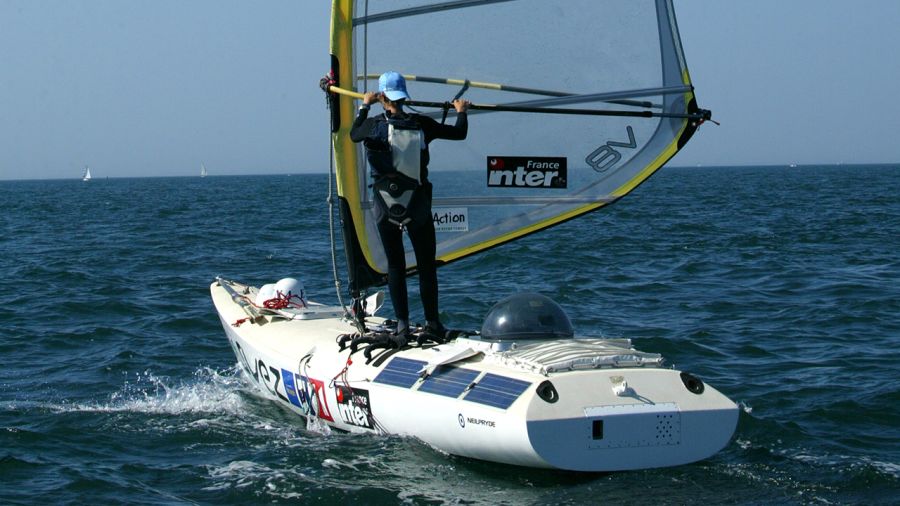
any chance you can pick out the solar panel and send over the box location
[463,373,531,409]
[418,366,481,398]
[373,357,427,388]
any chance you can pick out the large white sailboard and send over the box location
[210,0,736,472]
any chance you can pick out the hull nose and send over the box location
[524,369,739,471]
[527,404,739,471]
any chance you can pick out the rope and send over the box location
[329,356,353,389]
[262,292,307,310]
[325,84,352,321]
[298,353,315,416]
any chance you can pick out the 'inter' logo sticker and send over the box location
[487,156,567,188]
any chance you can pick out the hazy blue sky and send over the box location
[2,1,898,180]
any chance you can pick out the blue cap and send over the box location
[378,71,410,101]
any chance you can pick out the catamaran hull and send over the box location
[212,280,738,472]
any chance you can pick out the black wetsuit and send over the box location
[350,107,468,324]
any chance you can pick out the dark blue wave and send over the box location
[1,165,898,504]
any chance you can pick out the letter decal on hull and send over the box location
[228,341,332,421]
[256,359,289,403]
[231,340,257,381]
[281,369,305,410]
[336,387,374,430]
[270,364,288,403]
[309,378,334,422]
[296,375,316,416]
[457,412,496,429]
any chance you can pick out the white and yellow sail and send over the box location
[329,0,706,293]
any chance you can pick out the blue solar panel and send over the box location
[373,357,427,388]
[418,366,481,398]
[463,373,531,409]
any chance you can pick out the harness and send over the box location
[373,175,420,227]
[388,122,424,184]
[365,114,428,227]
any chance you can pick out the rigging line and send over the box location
[326,109,352,322]
[352,0,515,26]
[451,80,471,101]
[440,79,469,124]
[358,73,657,109]
[327,85,706,120]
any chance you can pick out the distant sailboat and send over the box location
[200,163,208,178]
[82,166,92,182]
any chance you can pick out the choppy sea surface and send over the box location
[1,164,898,505]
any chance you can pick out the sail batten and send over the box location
[330,0,705,293]
[329,83,696,119]
[353,0,516,26]
[432,196,618,206]
[356,75,690,106]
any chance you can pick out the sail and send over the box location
[329,0,707,294]
[82,166,92,181]
[200,163,208,177]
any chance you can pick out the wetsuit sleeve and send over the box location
[420,113,468,143]
[350,108,373,143]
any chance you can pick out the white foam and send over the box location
[788,451,900,479]
[734,437,900,482]
[305,414,333,435]
[204,459,312,499]
[42,366,248,416]
[322,458,358,471]
[868,459,900,478]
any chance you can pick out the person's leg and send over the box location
[408,219,439,325]
[377,219,409,332]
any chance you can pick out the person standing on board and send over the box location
[350,71,470,343]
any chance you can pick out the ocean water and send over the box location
[1,165,898,505]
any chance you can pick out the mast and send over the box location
[329,0,385,322]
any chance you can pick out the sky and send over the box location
[1,0,899,181]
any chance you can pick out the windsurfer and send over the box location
[350,71,470,343]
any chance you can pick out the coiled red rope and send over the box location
[231,291,308,326]
[262,292,307,310]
